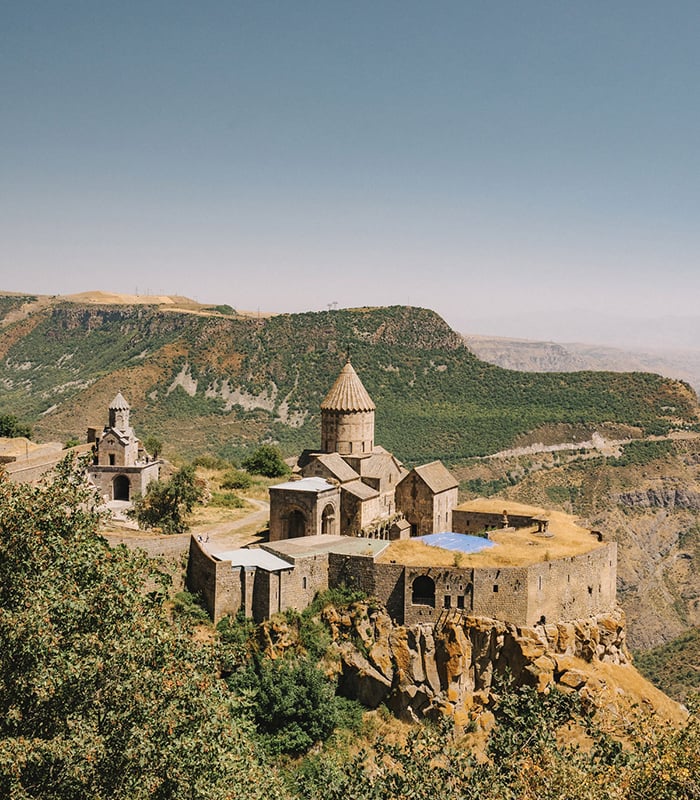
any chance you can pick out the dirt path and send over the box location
[103,498,270,559]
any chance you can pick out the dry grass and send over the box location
[378,509,602,568]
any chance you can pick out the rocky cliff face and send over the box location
[262,602,629,725]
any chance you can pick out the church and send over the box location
[268,360,458,542]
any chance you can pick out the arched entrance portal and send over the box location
[321,504,336,536]
[287,509,306,538]
[412,575,435,607]
[113,475,130,501]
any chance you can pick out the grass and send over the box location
[378,508,602,568]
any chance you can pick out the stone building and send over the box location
[268,360,457,541]
[86,393,160,501]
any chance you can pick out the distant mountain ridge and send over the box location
[0,292,697,464]
[464,333,700,394]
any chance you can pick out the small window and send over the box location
[588,586,593,595]
[302,577,307,590]
[493,585,499,593]
[538,576,542,591]
[444,595,451,609]
[457,596,464,609]
[109,454,115,465]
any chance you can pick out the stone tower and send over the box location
[108,392,132,434]
[320,361,375,455]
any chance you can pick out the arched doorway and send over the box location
[113,475,130,501]
[287,509,306,538]
[412,575,435,607]
[321,504,336,536]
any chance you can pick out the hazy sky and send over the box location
[2,2,699,347]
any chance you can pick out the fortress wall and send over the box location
[526,543,617,625]
[186,537,242,622]
[279,553,330,612]
[369,562,405,623]
[403,566,475,626]
[472,567,530,623]
[329,552,377,598]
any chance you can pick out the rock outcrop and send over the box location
[321,602,629,723]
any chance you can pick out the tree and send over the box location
[0,412,31,439]
[130,464,203,534]
[142,435,163,459]
[0,455,284,799]
[242,445,290,478]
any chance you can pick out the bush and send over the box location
[0,413,31,439]
[221,469,253,490]
[242,445,290,478]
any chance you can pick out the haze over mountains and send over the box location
[465,333,700,395]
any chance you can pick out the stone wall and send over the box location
[452,509,536,534]
[321,409,374,455]
[269,484,340,541]
[526,543,617,625]
[278,553,330,612]
[186,536,243,622]
[472,566,530,622]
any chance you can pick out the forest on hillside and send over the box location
[0,303,696,464]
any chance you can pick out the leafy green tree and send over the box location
[0,413,31,439]
[142,434,163,458]
[230,655,338,755]
[242,445,290,478]
[130,464,202,534]
[0,455,284,800]
[221,468,253,490]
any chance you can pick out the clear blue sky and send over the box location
[2,2,699,347]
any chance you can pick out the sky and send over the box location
[2,2,699,349]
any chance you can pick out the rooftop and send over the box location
[378,509,604,568]
[321,361,375,412]
[209,547,293,572]
[264,534,389,561]
[270,477,337,493]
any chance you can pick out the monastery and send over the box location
[188,362,618,628]
[86,393,160,502]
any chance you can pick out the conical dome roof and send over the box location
[108,392,130,410]
[321,362,375,412]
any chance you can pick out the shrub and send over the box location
[242,445,290,478]
[221,469,253,490]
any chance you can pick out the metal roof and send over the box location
[210,548,293,572]
[270,477,337,493]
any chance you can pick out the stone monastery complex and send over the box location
[188,361,618,629]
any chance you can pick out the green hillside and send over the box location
[635,627,700,702]
[0,301,696,463]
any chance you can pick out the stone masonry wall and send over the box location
[186,536,242,622]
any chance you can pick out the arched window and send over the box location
[113,475,130,501]
[321,504,336,536]
[412,575,435,607]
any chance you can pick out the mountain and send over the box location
[452,434,700,650]
[0,292,697,465]
[464,333,700,394]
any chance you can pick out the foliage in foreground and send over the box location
[0,456,282,800]
[294,686,700,800]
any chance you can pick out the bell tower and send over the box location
[320,361,375,455]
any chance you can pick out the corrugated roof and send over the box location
[270,477,337,493]
[321,361,375,412]
[108,392,130,410]
[411,461,458,493]
[210,548,293,572]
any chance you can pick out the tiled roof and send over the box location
[412,461,458,493]
[342,479,380,500]
[313,453,361,482]
[321,362,375,412]
[108,392,130,410]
